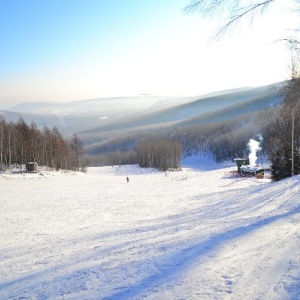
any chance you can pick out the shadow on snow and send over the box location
[107,205,300,300]
[1,203,299,299]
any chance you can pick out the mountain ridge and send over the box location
[1,82,284,147]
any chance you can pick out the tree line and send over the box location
[85,113,257,169]
[263,78,300,180]
[86,139,183,171]
[135,140,182,171]
[0,117,85,172]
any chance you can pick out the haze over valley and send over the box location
[0,82,282,154]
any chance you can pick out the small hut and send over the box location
[26,162,38,173]
[234,158,249,173]
[240,165,264,177]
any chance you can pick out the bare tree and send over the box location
[15,117,30,168]
[0,118,4,167]
[0,118,87,172]
[70,133,84,171]
[136,140,182,171]
[185,0,282,38]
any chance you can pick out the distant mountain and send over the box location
[4,95,167,135]
[175,85,282,128]
[0,110,62,131]
[10,95,166,115]
[80,83,282,137]
[1,82,283,145]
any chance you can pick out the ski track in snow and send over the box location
[0,164,299,299]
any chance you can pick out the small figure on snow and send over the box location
[126,176,130,183]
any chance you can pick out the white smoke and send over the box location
[248,136,262,166]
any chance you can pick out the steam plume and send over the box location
[248,137,262,166]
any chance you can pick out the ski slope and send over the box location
[0,162,299,299]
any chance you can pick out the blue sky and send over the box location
[0,0,298,108]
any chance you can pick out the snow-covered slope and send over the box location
[0,163,299,299]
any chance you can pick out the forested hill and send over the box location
[80,82,282,156]
[80,83,281,137]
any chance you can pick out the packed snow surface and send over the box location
[0,162,299,299]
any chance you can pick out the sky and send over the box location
[0,0,299,109]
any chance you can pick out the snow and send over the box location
[0,161,299,299]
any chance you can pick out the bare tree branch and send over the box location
[185,0,276,38]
